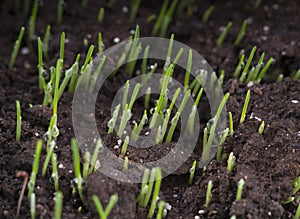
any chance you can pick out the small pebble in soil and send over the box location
[194,216,200,219]
[263,26,270,33]
[21,47,30,55]
[198,210,205,214]
[122,6,128,13]
[291,100,299,104]
[113,37,120,44]
[65,38,70,44]
[58,163,65,169]
[129,28,135,35]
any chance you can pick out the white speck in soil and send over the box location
[263,26,270,33]
[198,210,205,214]
[65,38,70,44]
[291,100,299,104]
[145,131,149,136]
[114,145,119,149]
[194,216,200,219]
[113,37,120,44]
[21,47,30,55]
[122,6,128,13]
[58,163,65,169]
[118,139,122,145]
[34,132,39,137]
[129,28,135,35]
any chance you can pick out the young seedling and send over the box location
[121,136,129,156]
[43,25,51,60]
[229,112,234,136]
[92,194,118,219]
[88,138,102,175]
[57,0,64,24]
[55,191,63,219]
[117,104,132,137]
[147,167,162,218]
[156,200,166,219]
[125,25,141,75]
[152,0,169,36]
[186,88,203,136]
[30,193,36,219]
[245,52,265,83]
[42,140,55,176]
[216,21,232,47]
[16,171,29,218]
[202,92,230,164]
[227,152,236,172]
[123,156,128,171]
[98,32,105,54]
[51,153,59,192]
[295,202,300,219]
[15,100,21,142]
[188,160,197,185]
[216,128,229,162]
[37,37,46,91]
[9,26,25,70]
[184,49,193,88]
[239,90,251,124]
[205,180,213,207]
[236,178,245,200]
[239,46,257,82]
[233,54,245,78]
[130,0,142,21]
[28,139,43,199]
[28,0,38,41]
[256,57,274,83]
[202,5,215,23]
[159,0,179,37]
[131,110,148,141]
[108,104,121,134]
[98,7,105,23]
[258,120,265,135]
[68,54,81,93]
[71,138,84,201]
[163,34,174,72]
[234,20,247,46]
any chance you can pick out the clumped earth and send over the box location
[0,0,299,218]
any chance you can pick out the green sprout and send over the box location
[68,54,81,93]
[42,140,55,176]
[121,136,129,156]
[42,25,51,60]
[276,74,284,82]
[202,92,230,163]
[295,202,300,219]
[216,128,229,162]
[58,62,79,100]
[159,0,179,37]
[117,104,132,137]
[141,45,150,76]
[234,20,247,46]
[152,0,169,36]
[239,90,251,124]
[229,112,234,136]
[186,88,203,136]
[51,153,59,192]
[205,180,213,207]
[156,200,166,219]
[15,100,21,142]
[108,104,121,134]
[256,57,274,83]
[227,152,236,172]
[89,55,106,93]
[88,138,102,175]
[98,32,105,54]
[246,52,265,83]
[125,25,141,75]
[130,0,142,21]
[163,34,174,72]
[98,7,105,23]
[144,87,151,109]
[166,89,191,143]
[131,110,148,141]
[236,178,245,200]
[291,69,300,80]
[9,26,25,70]
[52,59,63,114]
[123,156,128,171]
[30,193,35,219]
[258,120,265,135]
[28,139,43,198]
[202,5,215,23]
[92,194,118,219]
[37,37,46,91]
[184,49,193,88]
[240,46,257,82]
[57,0,63,24]
[55,191,63,219]
[137,167,162,218]
[71,138,84,201]
[188,160,197,185]
[83,151,90,180]
[28,0,38,41]
[216,21,232,47]
[233,54,245,78]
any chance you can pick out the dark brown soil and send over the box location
[0,0,299,218]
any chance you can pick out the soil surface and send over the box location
[0,0,299,218]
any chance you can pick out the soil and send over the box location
[0,0,299,218]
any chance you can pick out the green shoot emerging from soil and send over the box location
[216,21,232,47]
[234,19,247,46]
[92,193,118,219]
[30,193,35,219]
[28,139,42,199]
[227,152,236,172]
[98,7,105,23]
[15,100,21,142]
[240,90,251,124]
[28,0,38,41]
[9,26,25,70]
[236,178,245,200]
[205,180,213,207]
[258,120,265,134]
[188,160,197,185]
[71,138,84,201]
[55,191,63,219]
[202,5,215,23]
[229,112,234,136]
